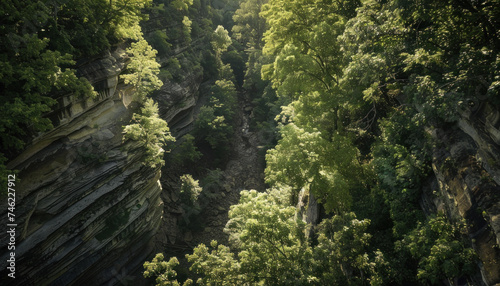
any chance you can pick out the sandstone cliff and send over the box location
[0,46,165,285]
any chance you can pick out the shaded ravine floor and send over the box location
[189,92,267,247]
[152,91,267,268]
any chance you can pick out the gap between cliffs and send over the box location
[153,89,267,260]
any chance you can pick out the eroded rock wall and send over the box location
[422,101,500,285]
[153,69,203,137]
[0,46,164,285]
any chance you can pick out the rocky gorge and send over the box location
[1,39,500,286]
[0,0,499,285]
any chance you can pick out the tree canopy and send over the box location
[146,0,494,284]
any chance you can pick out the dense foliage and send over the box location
[191,25,239,164]
[147,189,383,285]
[123,98,174,168]
[146,0,499,284]
[2,0,493,284]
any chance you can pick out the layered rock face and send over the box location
[153,69,203,137]
[0,47,164,285]
[422,101,500,285]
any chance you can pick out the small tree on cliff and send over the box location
[121,37,174,168]
[123,98,174,168]
[121,39,163,102]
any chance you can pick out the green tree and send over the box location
[259,0,376,215]
[265,122,365,212]
[391,0,498,123]
[169,134,202,166]
[192,78,237,159]
[182,16,193,43]
[224,190,314,285]
[144,253,194,285]
[100,0,152,40]
[123,98,174,168]
[210,79,238,119]
[399,214,476,284]
[144,190,384,285]
[211,25,232,61]
[121,36,171,168]
[148,30,171,56]
[180,174,202,203]
[171,0,194,11]
[313,212,379,286]
[0,35,92,155]
[261,0,360,117]
[121,39,163,102]
[186,241,241,285]
[199,168,225,193]
[178,174,204,230]
[43,0,152,56]
[145,189,315,285]
[193,106,230,151]
[371,107,430,237]
[232,0,268,49]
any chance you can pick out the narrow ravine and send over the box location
[225,92,267,192]
[153,90,267,263]
[184,91,267,247]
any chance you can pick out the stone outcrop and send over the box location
[153,69,203,137]
[0,46,164,285]
[296,189,320,238]
[422,101,500,285]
